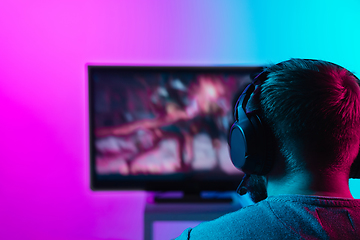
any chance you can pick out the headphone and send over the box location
[229,69,360,179]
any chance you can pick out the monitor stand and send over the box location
[153,191,234,203]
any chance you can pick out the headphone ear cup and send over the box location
[229,112,275,176]
[229,124,247,170]
[229,119,255,172]
[229,82,276,176]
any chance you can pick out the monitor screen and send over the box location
[89,66,262,192]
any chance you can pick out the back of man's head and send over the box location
[260,59,360,175]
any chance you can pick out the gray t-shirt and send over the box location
[175,195,360,240]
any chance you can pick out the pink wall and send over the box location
[1,1,359,239]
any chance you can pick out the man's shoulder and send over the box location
[175,195,360,240]
[181,200,290,239]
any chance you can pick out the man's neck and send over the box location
[266,171,354,199]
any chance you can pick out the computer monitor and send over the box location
[89,66,262,193]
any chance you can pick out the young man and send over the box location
[176,59,360,239]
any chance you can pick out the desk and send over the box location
[144,200,248,240]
